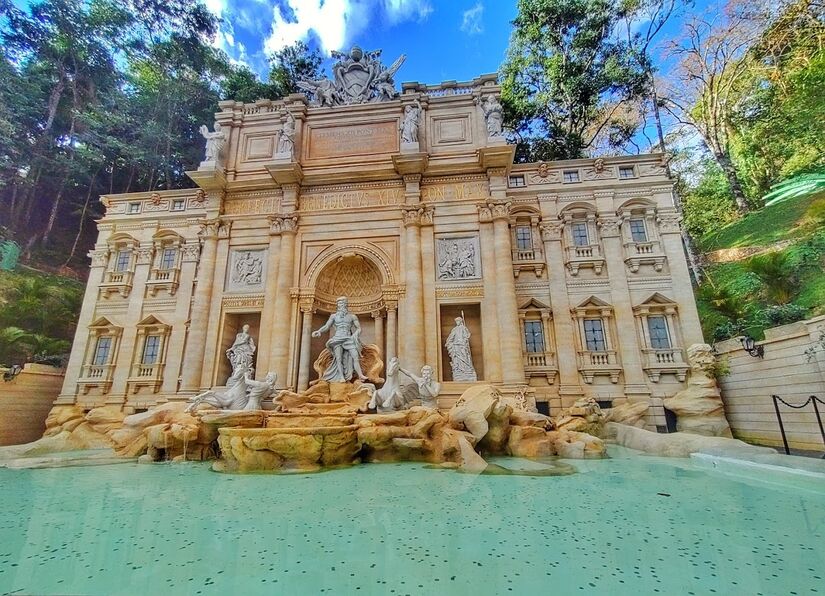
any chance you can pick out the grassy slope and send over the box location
[698,193,825,340]
[699,192,821,251]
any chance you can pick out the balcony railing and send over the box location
[511,246,545,277]
[623,241,666,272]
[146,267,180,296]
[77,363,115,394]
[642,348,688,382]
[100,270,134,297]
[565,244,605,276]
[128,362,165,394]
[523,350,557,383]
[577,350,621,383]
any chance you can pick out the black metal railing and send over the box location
[771,394,825,458]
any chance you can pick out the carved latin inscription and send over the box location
[421,181,488,202]
[307,121,398,159]
[223,196,282,215]
[300,187,404,212]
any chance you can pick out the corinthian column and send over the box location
[372,309,384,358]
[385,301,398,362]
[180,219,220,392]
[269,213,299,387]
[401,206,430,372]
[255,216,283,378]
[540,219,582,401]
[598,210,649,398]
[296,299,315,391]
[487,200,525,383]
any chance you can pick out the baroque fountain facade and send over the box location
[15,46,732,472]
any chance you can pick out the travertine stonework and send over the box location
[56,70,705,430]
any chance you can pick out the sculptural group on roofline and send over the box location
[297,46,406,107]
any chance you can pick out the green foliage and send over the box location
[0,0,320,270]
[500,0,648,160]
[679,160,740,239]
[0,269,83,365]
[744,252,797,305]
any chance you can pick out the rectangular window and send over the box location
[159,248,177,270]
[142,335,161,365]
[93,337,112,366]
[127,202,141,214]
[647,316,671,349]
[523,320,545,353]
[508,175,526,187]
[619,166,636,179]
[563,170,580,183]
[571,222,590,246]
[584,319,606,352]
[114,250,131,272]
[171,199,185,211]
[629,218,648,242]
[515,226,532,250]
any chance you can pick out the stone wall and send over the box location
[0,364,65,446]
[715,316,825,451]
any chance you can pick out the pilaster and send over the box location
[658,211,704,345]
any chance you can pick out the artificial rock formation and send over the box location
[663,344,732,437]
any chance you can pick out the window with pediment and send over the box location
[571,297,621,383]
[78,317,122,395]
[560,206,604,276]
[633,293,688,382]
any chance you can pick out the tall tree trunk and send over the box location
[649,74,703,284]
[713,150,750,215]
[63,166,101,267]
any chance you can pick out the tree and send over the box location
[500,0,649,161]
[268,41,322,97]
[659,1,763,214]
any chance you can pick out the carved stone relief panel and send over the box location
[436,235,481,281]
[226,248,267,293]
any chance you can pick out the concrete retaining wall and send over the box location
[0,363,64,446]
[715,316,825,451]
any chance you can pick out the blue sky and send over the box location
[208,0,519,84]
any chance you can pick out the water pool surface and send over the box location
[1,451,823,595]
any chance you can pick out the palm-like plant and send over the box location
[0,326,28,366]
[744,252,797,305]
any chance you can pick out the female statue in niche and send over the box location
[226,324,256,376]
[445,314,477,381]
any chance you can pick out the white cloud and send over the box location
[263,0,433,55]
[460,1,484,36]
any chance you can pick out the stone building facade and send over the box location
[57,72,704,429]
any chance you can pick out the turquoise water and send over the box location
[1,451,824,595]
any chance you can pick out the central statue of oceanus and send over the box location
[312,296,369,382]
[297,46,406,107]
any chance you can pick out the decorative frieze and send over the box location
[226,249,266,293]
[436,236,481,281]
[539,220,564,241]
[597,216,621,238]
[222,294,265,309]
[435,285,484,298]
[89,250,108,267]
[656,213,682,233]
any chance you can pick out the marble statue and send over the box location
[231,252,263,286]
[276,112,296,158]
[296,77,337,107]
[446,315,477,381]
[400,100,422,144]
[477,95,503,137]
[226,324,256,376]
[199,122,226,164]
[400,364,441,410]
[367,357,414,412]
[311,296,368,382]
[297,46,406,106]
[186,370,277,412]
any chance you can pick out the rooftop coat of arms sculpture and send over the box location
[298,46,406,107]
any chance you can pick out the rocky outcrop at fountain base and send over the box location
[0,385,607,472]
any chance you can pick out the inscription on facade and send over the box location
[300,188,404,212]
[421,181,487,202]
[307,121,398,159]
[223,197,281,215]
